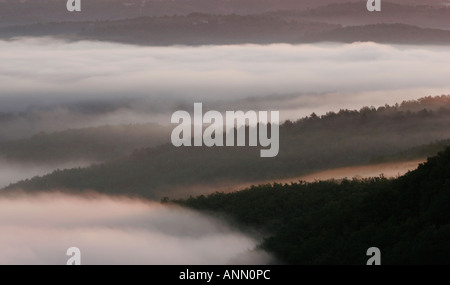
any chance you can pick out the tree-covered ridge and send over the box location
[175,147,450,264]
[4,95,450,199]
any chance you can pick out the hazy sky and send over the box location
[0,37,449,136]
[0,193,272,265]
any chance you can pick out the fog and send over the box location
[157,159,426,198]
[0,192,273,265]
[2,38,449,104]
[294,159,425,182]
[1,38,449,139]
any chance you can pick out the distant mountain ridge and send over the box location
[1,13,450,45]
[274,2,450,30]
[0,0,445,26]
[1,1,448,45]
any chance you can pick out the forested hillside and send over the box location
[4,96,450,199]
[176,147,450,264]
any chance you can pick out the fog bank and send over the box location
[0,193,273,265]
[0,38,449,139]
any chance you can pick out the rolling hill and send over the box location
[175,146,450,264]
[281,2,450,30]
[1,2,449,45]
[4,95,450,199]
[1,0,444,26]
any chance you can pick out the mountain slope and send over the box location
[176,146,450,264]
[4,96,450,199]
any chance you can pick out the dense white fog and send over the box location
[0,38,449,135]
[0,193,273,265]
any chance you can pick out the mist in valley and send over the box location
[0,192,274,265]
[1,38,449,140]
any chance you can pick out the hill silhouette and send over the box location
[176,146,450,264]
[1,2,449,45]
[1,0,444,26]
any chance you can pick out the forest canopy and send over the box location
[175,146,450,264]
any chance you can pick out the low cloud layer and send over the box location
[1,38,449,114]
[2,39,450,102]
[0,193,272,265]
[0,38,449,141]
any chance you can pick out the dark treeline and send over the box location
[175,147,450,264]
[4,95,450,199]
